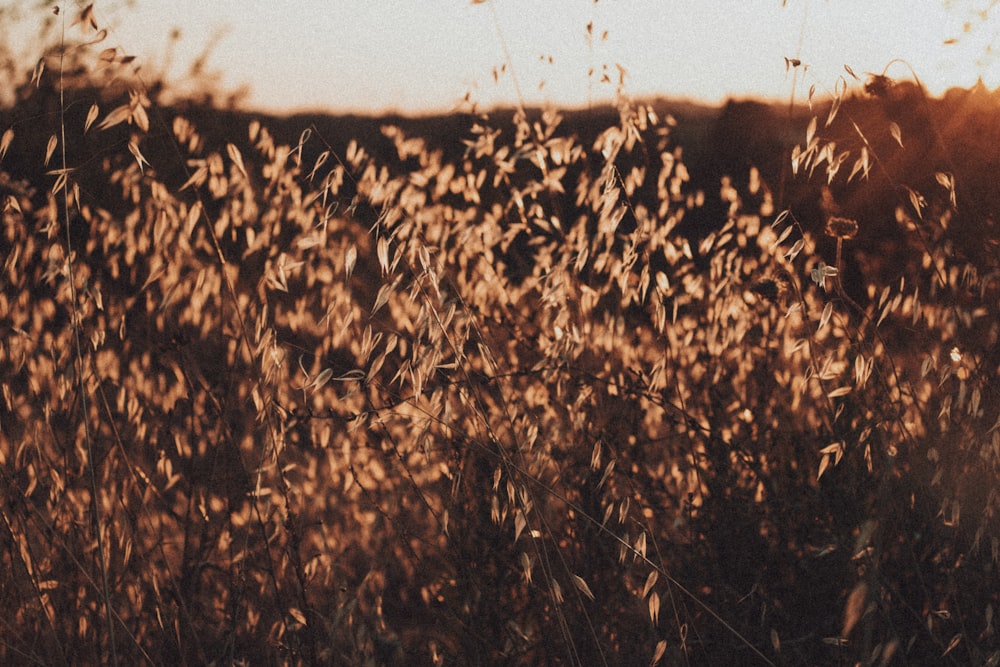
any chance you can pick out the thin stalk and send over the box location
[55,5,118,665]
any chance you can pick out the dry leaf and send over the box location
[817,453,831,480]
[128,141,150,173]
[890,122,903,147]
[97,104,131,131]
[826,95,842,127]
[44,135,57,167]
[345,245,357,279]
[185,201,202,237]
[941,633,962,657]
[642,570,658,598]
[634,531,647,559]
[842,582,868,638]
[551,578,563,604]
[0,128,12,161]
[84,103,99,133]
[49,169,68,195]
[133,102,149,132]
[31,58,44,87]
[520,552,533,584]
[514,511,526,542]
[651,640,667,665]
[819,301,833,330]
[572,574,595,601]
[227,143,248,180]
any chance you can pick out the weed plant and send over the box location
[0,4,999,666]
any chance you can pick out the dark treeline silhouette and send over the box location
[5,67,1000,308]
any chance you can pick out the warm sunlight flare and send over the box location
[8,0,996,114]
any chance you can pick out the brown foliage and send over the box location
[1,10,999,666]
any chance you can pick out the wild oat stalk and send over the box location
[54,5,117,665]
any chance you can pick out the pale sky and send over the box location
[11,0,1000,114]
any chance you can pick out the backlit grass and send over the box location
[1,4,998,665]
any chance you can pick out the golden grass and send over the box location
[0,4,998,665]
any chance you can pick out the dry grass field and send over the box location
[1,6,999,666]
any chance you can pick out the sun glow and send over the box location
[5,0,991,114]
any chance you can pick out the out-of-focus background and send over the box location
[2,0,997,114]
